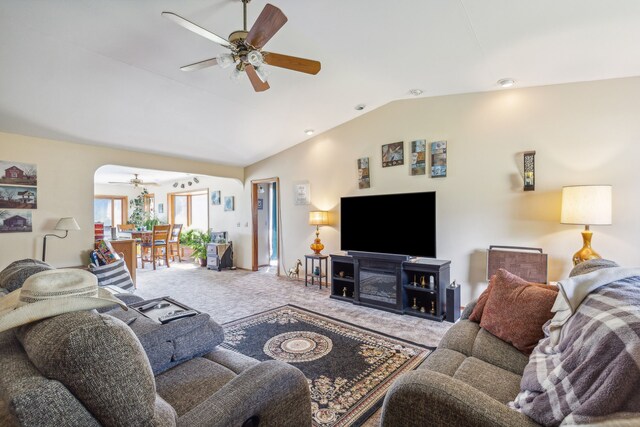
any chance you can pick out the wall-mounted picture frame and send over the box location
[0,185,37,209]
[381,141,404,167]
[294,181,310,205]
[224,196,234,211]
[211,190,221,205]
[157,203,164,214]
[410,140,426,176]
[0,160,37,186]
[0,210,33,233]
[357,157,370,189]
[430,140,447,178]
[257,198,264,210]
[523,151,536,191]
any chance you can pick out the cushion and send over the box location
[109,307,225,375]
[480,268,558,354]
[569,258,619,277]
[89,257,134,292]
[95,240,119,265]
[0,259,53,292]
[15,311,173,426]
[452,357,523,404]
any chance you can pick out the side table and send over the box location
[304,254,328,289]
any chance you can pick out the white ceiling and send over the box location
[1,1,640,167]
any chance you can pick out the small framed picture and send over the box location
[224,196,234,211]
[294,181,310,205]
[381,141,404,167]
[357,157,370,189]
[211,191,221,205]
[410,140,426,176]
[157,203,164,214]
[257,198,264,210]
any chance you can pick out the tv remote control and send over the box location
[138,300,164,312]
[158,309,198,324]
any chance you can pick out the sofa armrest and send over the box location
[178,360,311,427]
[381,369,539,427]
[460,298,478,320]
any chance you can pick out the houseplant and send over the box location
[181,229,210,267]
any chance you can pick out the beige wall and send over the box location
[245,77,640,304]
[0,132,243,269]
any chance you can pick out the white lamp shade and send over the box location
[309,211,329,226]
[561,185,612,225]
[55,217,80,231]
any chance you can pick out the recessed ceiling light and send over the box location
[409,89,423,96]
[355,104,366,111]
[304,129,314,136]
[498,78,516,88]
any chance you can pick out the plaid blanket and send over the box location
[509,268,640,426]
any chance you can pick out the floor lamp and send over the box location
[42,217,80,262]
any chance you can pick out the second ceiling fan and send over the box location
[162,0,321,92]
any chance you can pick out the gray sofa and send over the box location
[0,309,312,426]
[380,301,539,426]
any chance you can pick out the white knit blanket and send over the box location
[509,268,640,426]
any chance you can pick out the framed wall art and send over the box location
[430,141,447,178]
[0,185,37,209]
[211,190,221,205]
[357,157,370,189]
[294,181,310,205]
[257,198,264,210]
[0,210,33,233]
[410,140,426,176]
[0,160,37,186]
[381,141,404,167]
[224,196,234,211]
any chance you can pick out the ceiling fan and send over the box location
[108,174,159,188]
[162,0,321,92]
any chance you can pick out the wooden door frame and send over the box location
[251,178,280,274]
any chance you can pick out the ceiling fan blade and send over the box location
[245,4,288,49]
[107,181,130,185]
[141,182,160,186]
[162,12,231,48]
[263,52,321,75]
[180,57,219,71]
[245,65,270,92]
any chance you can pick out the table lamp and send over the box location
[309,211,329,255]
[560,185,612,266]
[42,217,81,262]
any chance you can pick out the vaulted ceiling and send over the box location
[1,1,639,167]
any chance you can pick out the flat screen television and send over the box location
[340,191,436,258]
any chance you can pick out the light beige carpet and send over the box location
[135,262,452,426]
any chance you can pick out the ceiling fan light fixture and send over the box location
[255,65,269,83]
[217,53,235,69]
[247,50,264,67]
[230,66,243,81]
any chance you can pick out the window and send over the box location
[144,193,155,216]
[169,190,208,230]
[94,196,128,227]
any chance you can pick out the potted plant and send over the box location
[129,188,148,229]
[182,229,210,267]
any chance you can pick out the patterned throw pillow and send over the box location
[479,268,558,354]
[89,258,134,292]
[0,259,54,292]
[95,240,120,265]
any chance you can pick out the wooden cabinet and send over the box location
[401,259,450,321]
[109,239,137,287]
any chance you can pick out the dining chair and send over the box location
[116,223,135,238]
[140,224,171,270]
[168,224,183,262]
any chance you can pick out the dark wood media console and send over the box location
[330,251,451,322]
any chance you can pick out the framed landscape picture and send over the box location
[224,196,234,211]
[0,185,37,209]
[381,141,404,167]
[0,160,37,186]
[0,210,33,233]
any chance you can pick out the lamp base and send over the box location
[572,229,601,266]
[310,238,324,255]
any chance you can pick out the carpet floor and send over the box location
[135,262,452,425]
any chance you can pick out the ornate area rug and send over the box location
[222,305,432,427]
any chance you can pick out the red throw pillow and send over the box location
[468,275,495,323]
[480,268,558,354]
